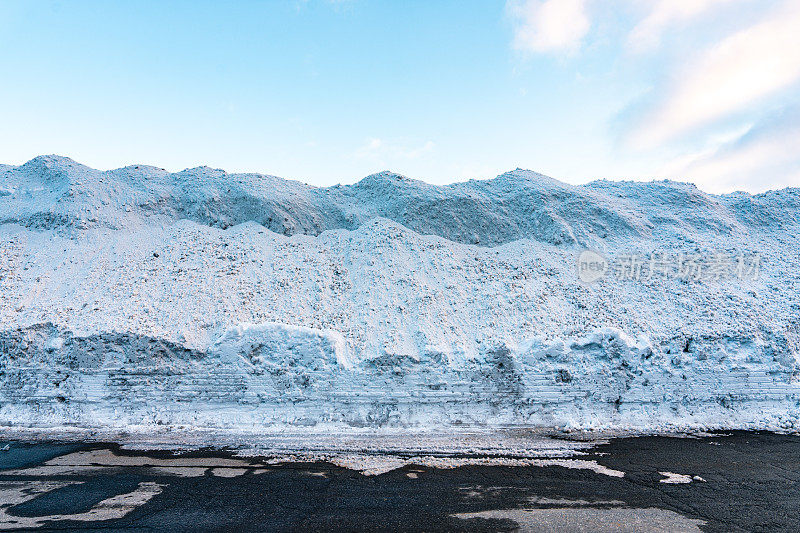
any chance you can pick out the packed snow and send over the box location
[1,155,799,439]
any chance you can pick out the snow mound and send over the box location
[1,155,799,435]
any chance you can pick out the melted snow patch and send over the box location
[0,481,164,529]
[659,471,693,484]
[453,506,704,532]
[271,454,625,477]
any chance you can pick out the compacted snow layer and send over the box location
[1,155,799,435]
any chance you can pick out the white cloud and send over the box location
[628,0,800,150]
[354,138,435,160]
[628,0,740,52]
[356,137,383,156]
[661,108,800,192]
[507,0,591,54]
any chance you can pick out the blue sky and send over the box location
[1,0,798,192]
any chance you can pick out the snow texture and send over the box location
[1,155,799,436]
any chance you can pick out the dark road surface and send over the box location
[0,432,798,532]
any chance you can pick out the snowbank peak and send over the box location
[354,170,430,190]
[494,168,562,185]
[175,165,227,181]
[20,154,83,169]
[18,155,93,183]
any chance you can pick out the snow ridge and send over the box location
[3,155,798,246]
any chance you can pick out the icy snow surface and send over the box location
[1,155,800,441]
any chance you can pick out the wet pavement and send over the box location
[0,431,798,532]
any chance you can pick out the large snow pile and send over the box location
[1,155,799,435]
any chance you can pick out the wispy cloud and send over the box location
[627,0,740,52]
[507,0,590,55]
[662,107,800,192]
[627,0,800,150]
[353,138,435,160]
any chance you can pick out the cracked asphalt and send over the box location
[0,431,798,532]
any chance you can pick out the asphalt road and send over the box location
[0,432,798,532]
